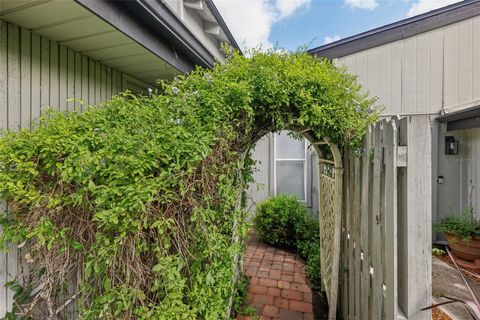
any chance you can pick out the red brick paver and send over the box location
[238,232,315,320]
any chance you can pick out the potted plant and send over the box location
[434,208,480,262]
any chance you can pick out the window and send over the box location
[274,131,307,201]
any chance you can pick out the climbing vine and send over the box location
[0,49,376,319]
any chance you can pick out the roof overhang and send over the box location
[101,0,216,70]
[75,0,200,72]
[309,0,480,59]
[203,0,241,53]
[437,105,480,131]
[0,0,239,85]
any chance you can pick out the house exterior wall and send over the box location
[336,15,480,116]
[436,126,480,219]
[335,15,480,224]
[246,132,320,216]
[0,18,130,132]
[0,19,150,315]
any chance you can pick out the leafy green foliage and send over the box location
[254,194,322,289]
[231,274,257,318]
[254,194,307,248]
[434,207,480,242]
[432,247,445,256]
[0,49,375,319]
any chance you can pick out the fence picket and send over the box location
[384,119,398,320]
[342,151,350,319]
[370,121,383,320]
[348,153,355,320]
[340,116,431,320]
[359,126,372,320]
[353,155,362,320]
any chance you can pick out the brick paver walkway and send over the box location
[238,232,314,320]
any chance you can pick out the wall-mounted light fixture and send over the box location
[445,136,459,155]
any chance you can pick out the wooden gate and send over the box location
[339,116,432,320]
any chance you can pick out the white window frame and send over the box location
[273,132,308,202]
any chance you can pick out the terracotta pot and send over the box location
[445,232,480,261]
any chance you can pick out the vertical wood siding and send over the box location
[337,15,480,115]
[449,127,480,219]
[0,19,128,316]
[465,129,480,215]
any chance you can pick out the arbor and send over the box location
[0,50,376,319]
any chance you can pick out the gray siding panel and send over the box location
[67,48,75,111]
[0,19,140,316]
[50,41,60,110]
[8,23,20,131]
[81,54,89,109]
[40,37,49,112]
[88,58,95,105]
[59,45,67,110]
[20,27,31,129]
[31,33,40,122]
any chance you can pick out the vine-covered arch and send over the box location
[0,50,375,319]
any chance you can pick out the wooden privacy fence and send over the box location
[338,116,432,320]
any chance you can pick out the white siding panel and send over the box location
[341,55,356,75]
[390,41,403,115]
[458,20,473,105]
[472,16,480,103]
[367,48,379,102]
[416,33,430,113]
[402,37,416,114]
[429,29,443,113]
[377,45,391,114]
[355,51,368,95]
[444,23,459,108]
[20,28,31,129]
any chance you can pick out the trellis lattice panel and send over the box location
[319,173,339,317]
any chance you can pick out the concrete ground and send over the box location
[432,256,480,320]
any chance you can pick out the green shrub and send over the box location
[254,194,307,247]
[254,194,321,289]
[434,207,480,242]
[305,247,321,290]
[295,214,320,259]
[0,49,375,319]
